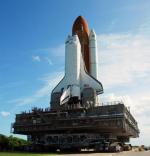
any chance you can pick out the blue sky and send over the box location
[0,0,150,145]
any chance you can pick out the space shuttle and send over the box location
[51,16,103,110]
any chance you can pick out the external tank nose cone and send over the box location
[72,16,89,35]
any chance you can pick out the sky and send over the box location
[0,0,150,146]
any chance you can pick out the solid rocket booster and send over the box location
[89,29,98,79]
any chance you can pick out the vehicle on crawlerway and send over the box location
[12,16,139,152]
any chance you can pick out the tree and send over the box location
[0,134,30,151]
[0,134,9,151]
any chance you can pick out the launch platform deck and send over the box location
[13,102,139,138]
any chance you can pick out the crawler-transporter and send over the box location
[12,16,139,151]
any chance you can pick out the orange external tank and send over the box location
[72,16,91,74]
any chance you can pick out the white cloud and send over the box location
[97,33,150,89]
[50,44,65,57]
[138,20,150,34]
[96,29,150,145]
[11,72,64,106]
[32,55,53,65]
[0,111,10,117]
[45,57,53,65]
[37,44,65,57]
[32,55,41,62]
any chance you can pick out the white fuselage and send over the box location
[52,34,103,105]
[65,35,80,86]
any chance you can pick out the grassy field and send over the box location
[0,152,55,156]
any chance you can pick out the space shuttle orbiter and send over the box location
[50,16,103,110]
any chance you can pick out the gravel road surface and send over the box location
[56,151,150,156]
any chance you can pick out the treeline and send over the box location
[0,134,30,151]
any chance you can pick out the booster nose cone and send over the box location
[89,29,96,40]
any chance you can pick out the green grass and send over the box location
[0,152,55,156]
